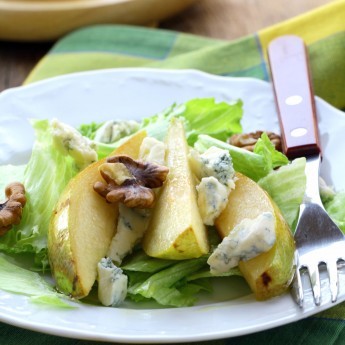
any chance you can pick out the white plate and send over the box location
[0,69,344,343]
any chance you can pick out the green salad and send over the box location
[0,98,344,308]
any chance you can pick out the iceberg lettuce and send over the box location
[324,192,345,232]
[141,98,243,145]
[258,158,306,230]
[253,132,289,169]
[0,254,74,308]
[0,119,95,268]
[124,252,208,307]
[88,98,243,159]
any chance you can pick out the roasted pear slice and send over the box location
[142,119,209,259]
[215,172,295,300]
[48,131,146,298]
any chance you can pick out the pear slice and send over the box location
[48,130,146,298]
[215,172,295,300]
[142,119,209,259]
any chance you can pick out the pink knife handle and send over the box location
[267,35,321,159]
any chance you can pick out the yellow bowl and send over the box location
[0,0,198,41]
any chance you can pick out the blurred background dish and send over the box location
[0,0,198,41]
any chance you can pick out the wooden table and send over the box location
[0,0,330,92]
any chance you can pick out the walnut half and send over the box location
[0,182,26,236]
[229,131,282,152]
[94,155,169,209]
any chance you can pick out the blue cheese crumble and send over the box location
[94,120,140,144]
[199,146,235,186]
[51,119,97,170]
[107,205,151,264]
[196,177,229,226]
[207,212,276,274]
[190,146,236,225]
[139,137,166,166]
[97,258,128,307]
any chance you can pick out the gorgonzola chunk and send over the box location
[94,120,140,144]
[51,119,97,170]
[107,205,150,264]
[97,258,128,307]
[207,212,276,274]
[139,137,166,166]
[196,176,229,226]
[190,146,235,225]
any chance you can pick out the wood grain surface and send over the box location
[0,0,330,92]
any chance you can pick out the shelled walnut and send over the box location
[0,182,26,236]
[94,155,169,209]
[229,131,282,152]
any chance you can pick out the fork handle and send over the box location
[267,35,321,159]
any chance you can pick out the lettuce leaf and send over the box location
[253,132,289,169]
[78,121,104,140]
[0,254,75,308]
[122,250,175,273]
[93,98,243,158]
[0,120,81,268]
[143,98,243,144]
[126,255,208,307]
[258,158,306,230]
[180,98,243,145]
[324,192,345,232]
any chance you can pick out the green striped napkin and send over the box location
[26,1,345,109]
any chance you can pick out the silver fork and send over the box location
[268,35,345,307]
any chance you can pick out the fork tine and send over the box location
[308,264,321,306]
[327,260,339,303]
[293,267,304,307]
